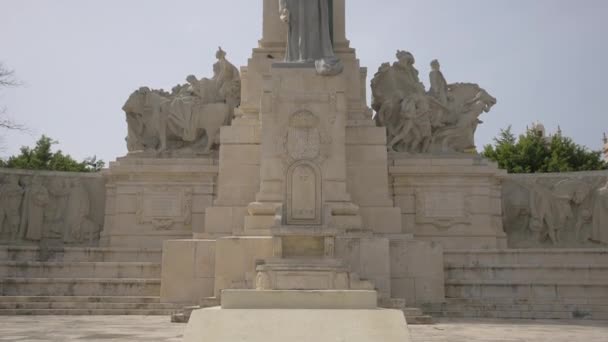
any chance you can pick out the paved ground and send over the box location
[0,316,606,341]
[409,318,608,342]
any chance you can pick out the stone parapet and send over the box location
[389,154,507,250]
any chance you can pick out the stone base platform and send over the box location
[221,289,377,309]
[184,308,410,342]
[184,289,411,341]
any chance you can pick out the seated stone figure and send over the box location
[123,48,241,153]
[371,51,496,154]
[371,51,445,153]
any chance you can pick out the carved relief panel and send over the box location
[286,161,322,226]
[415,189,472,228]
[136,187,193,230]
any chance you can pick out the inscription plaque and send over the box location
[415,189,471,228]
[136,187,193,230]
[286,161,322,225]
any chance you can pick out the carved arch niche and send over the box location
[286,161,322,226]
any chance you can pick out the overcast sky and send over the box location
[1,0,607,163]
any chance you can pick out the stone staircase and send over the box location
[422,249,608,320]
[0,246,182,315]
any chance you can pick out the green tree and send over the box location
[482,126,607,173]
[0,135,104,172]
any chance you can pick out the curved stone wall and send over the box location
[503,171,608,248]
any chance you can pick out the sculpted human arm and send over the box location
[279,0,289,23]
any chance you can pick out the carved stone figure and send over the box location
[279,0,343,76]
[429,60,449,105]
[0,175,24,240]
[123,48,241,153]
[432,84,496,153]
[64,179,99,244]
[371,51,496,154]
[45,178,70,240]
[20,176,50,241]
[503,176,606,248]
[592,181,608,244]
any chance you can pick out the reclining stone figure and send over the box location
[123,48,240,153]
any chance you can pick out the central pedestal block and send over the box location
[221,290,378,309]
[246,66,365,232]
[184,308,411,342]
[184,290,411,342]
[255,259,350,291]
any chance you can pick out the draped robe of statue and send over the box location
[21,180,50,241]
[279,0,343,76]
[64,180,90,243]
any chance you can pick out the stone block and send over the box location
[220,125,261,145]
[219,145,260,165]
[183,307,411,342]
[205,207,248,235]
[243,215,275,231]
[360,207,402,234]
[214,237,274,297]
[390,238,445,304]
[346,126,387,145]
[221,290,378,309]
[391,278,416,304]
[160,240,216,304]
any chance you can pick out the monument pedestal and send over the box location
[183,290,411,342]
[390,154,508,250]
[101,155,218,248]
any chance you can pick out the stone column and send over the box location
[260,0,286,49]
[260,0,348,49]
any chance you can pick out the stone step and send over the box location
[444,249,608,267]
[0,296,164,304]
[0,309,174,316]
[200,297,221,307]
[0,278,161,297]
[0,261,161,278]
[445,265,608,282]
[445,281,608,300]
[421,298,608,320]
[0,301,181,310]
[378,297,407,309]
[0,246,162,262]
[405,315,434,325]
[377,298,433,325]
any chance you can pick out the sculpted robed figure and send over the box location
[279,0,343,76]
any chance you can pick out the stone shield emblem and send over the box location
[287,111,321,161]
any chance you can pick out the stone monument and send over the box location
[2,0,607,326]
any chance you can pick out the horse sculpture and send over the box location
[123,87,230,153]
[431,83,497,153]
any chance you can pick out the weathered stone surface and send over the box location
[160,240,216,304]
[101,156,217,249]
[221,289,377,309]
[390,155,507,250]
[502,171,608,248]
[0,169,105,247]
[184,308,411,342]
